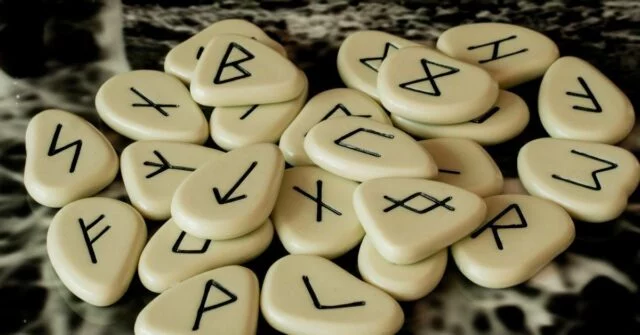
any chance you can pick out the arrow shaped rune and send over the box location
[192,279,238,331]
[143,150,196,179]
[302,275,366,310]
[213,161,258,204]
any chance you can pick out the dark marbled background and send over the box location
[0,0,638,334]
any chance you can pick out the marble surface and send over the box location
[0,0,639,334]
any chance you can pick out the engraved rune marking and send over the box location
[196,46,204,60]
[469,106,500,124]
[334,128,395,158]
[565,77,602,113]
[214,42,255,84]
[320,103,372,122]
[293,180,343,222]
[48,123,83,173]
[172,231,211,254]
[302,275,365,310]
[239,105,259,120]
[467,35,528,64]
[192,279,238,331]
[359,42,399,72]
[213,161,258,204]
[438,169,461,175]
[552,150,617,191]
[130,87,178,117]
[383,192,455,214]
[143,150,196,179]
[399,59,460,96]
[471,203,527,250]
[78,214,110,264]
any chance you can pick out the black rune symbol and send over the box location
[302,275,365,310]
[383,192,455,214]
[399,59,460,96]
[466,35,528,64]
[334,128,394,158]
[551,150,617,191]
[293,180,343,223]
[48,123,83,173]
[359,42,399,73]
[565,77,602,113]
[471,203,527,250]
[214,42,255,85]
[213,161,258,204]
[130,87,178,117]
[192,279,238,331]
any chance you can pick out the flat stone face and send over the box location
[120,140,223,220]
[271,166,363,259]
[171,143,284,240]
[358,236,447,302]
[95,70,209,143]
[24,109,119,208]
[261,255,404,335]
[165,18,286,83]
[354,177,486,264]
[419,138,503,197]
[46,197,147,306]
[304,117,438,182]
[337,30,422,100]
[539,56,635,144]
[210,71,308,151]
[378,46,499,125]
[138,218,273,293]
[190,35,304,106]
[517,137,640,222]
[452,194,575,289]
[437,22,559,88]
[279,87,390,166]
[135,266,260,335]
[392,90,529,145]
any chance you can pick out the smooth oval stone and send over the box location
[353,178,486,264]
[391,90,529,145]
[271,166,364,259]
[24,109,118,208]
[539,56,635,144]
[517,138,639,223]
[47,197,147,306]
[358,236,447,301]
[436,22,559,88]
[210,71,308,151]
[279,88,390,166]
[337,30,421,101]
[304,117,437,182]
[191,35,304,107]
[135,266,259,335]
[378,46,499,124]
[452,194,575,288]
[165,18,286,83]
[121,141,223,221]
[419,138,503,197]
[172,143,284,239]
[138,218,273,293]
[95,70,208,144]
[261,254,404,335]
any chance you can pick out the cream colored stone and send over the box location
[24,109,118,208]
[164,18,286,83]
[419,138,503,197]
[378,46,499,124]
[451,194,575,288]
[138,218,272,293]
[95,70,208,143]
[517,138,639,222]
[261,255,404,335]
[135,266,259,335]
[171,143,284,239]
[271,166,363,259]
[279,88,390,166]
[436,22,559,88]
[358,236,447,301]
[304,117,437,182]
[210,71,308,151]
[391,90,529,145]
[539,56,635,144]
[47,197,147,306]
[337,30,421,100]
[190,35,304,106]
[121,141,223,221]
[353,178,486,264]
